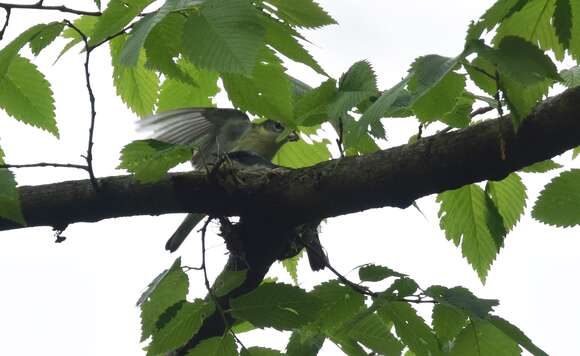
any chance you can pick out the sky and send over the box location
[0,0,579,355]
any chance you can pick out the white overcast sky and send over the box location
[0,1,579,355]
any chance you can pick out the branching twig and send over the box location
[63,20,99,191]
[0,7,10,41]
[0,162,88,170]
[0,1,101,16]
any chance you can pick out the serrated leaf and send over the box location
[532,169,580,226]
[386,278,418,298]
[412,72,466,122]
[110,35,159,117]
[478,0,526,33]
[241,347,284,356]
[286,325,325,356]
[120,0,202,67]
[378,302,443,356]
[328,60,378,119]
[0,168,25,225]
[294,79,337,126]
[147,299,215,355]
[57,16,98,60]
[280,251,302,284]
[89,0,155,47]
[311,280,365,331]
[465,55,497,97]
[0,55,58,137]
[570,0,580,61]
[118,139,194,183]
[213,270,247,297]
[182,0,265,75]
[348,313,403,355]
[501,75,550,127]
[560,65,580,88]
[264,0,336,28]
[486,173,527,231]
[29,22,65,56]
[450,320,521,356]
[0,23,48,79]
[437,185,504,282]
[487,315,548,356]
[442,93,475,128]
[157,60,219,111]
[186,334,237,356]
[432,303,468,341]
[230,283,323,330]
[140,258,189,341]
[272,139,330,168]
[520,159,562,173]
[425,286,498,319]
[553,0,572,49]
[359,264,405,282]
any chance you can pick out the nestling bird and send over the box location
[138,108,328,270]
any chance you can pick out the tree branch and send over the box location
[0,1,100,16]
[1,86,579,231]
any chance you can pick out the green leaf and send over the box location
[425,286,498,319]
[157,60,219,111]
[488,315,548,356]
[359,264,405,282]
[294,79,337,126]
[450,320,521,356]
[57,16,98,60]
[465,56,497,97]
[553,0,572,49]
[441,93,475,128]
[532,169,580,226]
[437,185,504,282]
[560,65,580,88]
[520,159,562,173]
[573,147,580,159]
[412,72,466,122]
[378,302,442,356]
[110,35,159,117]
[29,22,65,56]
[486,173,527,231]
[272,139,330,168]
[0,163,25,225]
[286,326,325,356]
[328,60,378,119]
[94,0,102,10]
[570,0,580,61]
[311,280,365,331]
[186,334,237,356]
[348,313,403,355]
[0,55,58,137]
[182,0,265,75]
[280,251,302,284]
[89,0,155,47]
[386,277,418,298]
[120,0,202,66]
[501,75,551,127]
[213,270,247,297]
[147,299,215,355]
[432,304,468,341]
[118,139,194,183]
[0,23,49,79]
[140,258,189,341]
[477,0,526,33]
[230,283,323,330]
[241,347,284,356]
[264,0,336,28]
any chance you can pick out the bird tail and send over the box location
[165,213,206,252]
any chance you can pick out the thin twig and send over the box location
[416,123,424,140]
[63,20,99,191]
[0,162,88,170]
[0,1,101,16]
[336,117,345,158]
[470,106,494,118]
[0,7,10,41]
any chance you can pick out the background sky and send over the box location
[0,1,579,355]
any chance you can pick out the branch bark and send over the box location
[1,86,580,232]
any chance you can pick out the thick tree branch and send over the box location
[1,87,579,231]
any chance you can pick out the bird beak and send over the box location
[287,131,299,142]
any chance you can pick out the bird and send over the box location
[137,107,328,271]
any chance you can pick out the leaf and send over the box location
[94,0,101,10]
[386,277,418,298]
[286,326,325,356]
[120,0,202,66]
[213,270,247,297]
[29,22,65,56]
[486,173,527,231]
[442,93,475,128]
[425,286,498,319]
[573,147,580,159]
[294,79,337,126]
[553,0,572,49]
[570,0,580,61]
[110,35,160,117]
[412,72,466,122]
[157,60,219,111]
[348,313,403,355]
[311,281,366,331]
[89,0,155,47]
[57,16,98,60]
[437,185,504,282]
[264,0,336,28]
[478,0,526,33]
[230,283,323,330]
[520,159,562,173]
[358,264,405,282]
[118,139,194,183]
[488,315,548,356]
[241,347,284,356]
[140,258,189,341]
[328,60,378,119]
[147,299,215,355]
[559,65,580,88]
[186,334,237,356]
[0,23,49,79]
[378,302,443,356]
[0,164,25,225]
[432,304,468,341]
[0,55,58,137]
[182,0,265,75]
[280,251,302,284]
[450,320,521,356]
[272,139,330,168]
[532,169,580,226]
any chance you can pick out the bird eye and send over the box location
[273,122,284,132]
